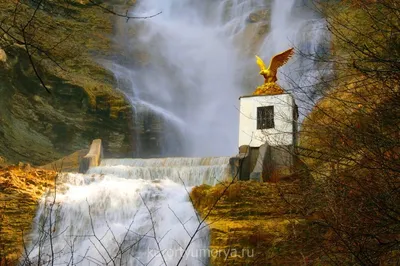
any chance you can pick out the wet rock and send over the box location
[258,23,270,35]
[247,9,270,23]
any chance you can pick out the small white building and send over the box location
[238,93,298,148]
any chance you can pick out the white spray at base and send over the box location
[107,0,328,157]
[25,157,231,265]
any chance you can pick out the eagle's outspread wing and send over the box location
[268,48,294,72]
[255,55,267,71]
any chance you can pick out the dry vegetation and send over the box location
[296,0,400,264]
[191,181,324,265]
[191,1,400,264]
[0,0,399,265]
[0,164,56,265]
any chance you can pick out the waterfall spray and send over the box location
[107,0,327,157]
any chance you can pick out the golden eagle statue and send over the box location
[253,47,294,95]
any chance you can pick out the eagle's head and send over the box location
[259,69,270,76]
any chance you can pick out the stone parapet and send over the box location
[79,139,103,173]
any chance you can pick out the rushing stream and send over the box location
[25,157,231,265]
[26,0,327,265]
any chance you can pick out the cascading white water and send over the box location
[25,1,328,265]
[107,0,327,157]
[24,157,231,265]
[93,157,231,186]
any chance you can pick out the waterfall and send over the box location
[258,0,330,119]
[106,0,327,157]
[24,1,328,265]
[24,157,231,265]
[91,157,231,186]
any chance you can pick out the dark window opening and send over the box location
[257,106,274,129]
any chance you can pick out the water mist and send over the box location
[108,0,327,157]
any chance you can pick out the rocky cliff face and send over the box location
[0,46,135,165]
[0,0,137,165]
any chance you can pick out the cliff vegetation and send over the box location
[0,0,135,165]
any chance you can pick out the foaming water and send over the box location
[92,157,231,186]
[101,157,231,167]
[24,157,231,265]
[108,0,327,157]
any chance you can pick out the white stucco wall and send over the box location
[238,94,295,147]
